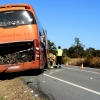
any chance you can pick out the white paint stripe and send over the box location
[43,73,100,95]
[65,67,100,74]
[49,69,63,75]
[50,72,52,74]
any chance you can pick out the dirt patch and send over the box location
[0,78,45,100]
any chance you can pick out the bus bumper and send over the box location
[0,60,40,73]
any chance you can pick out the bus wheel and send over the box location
[44,59,48,69]
[36,68,44,75]
[40,68,44,74]
[44,63,48,69]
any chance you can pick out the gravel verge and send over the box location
[0,78,45,100]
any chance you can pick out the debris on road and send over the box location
[0,78,45,100]
[34,94,40,98]
[90,78,93,79]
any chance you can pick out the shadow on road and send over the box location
[0,69,47,80]
[0,65,59,80]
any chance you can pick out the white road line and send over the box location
[65,67,100,74]
[49,69,63,75]
[43,73,100,95]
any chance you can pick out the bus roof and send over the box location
[0,4,33,10]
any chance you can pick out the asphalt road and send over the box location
[21,65,100,100]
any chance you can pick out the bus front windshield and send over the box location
[0,10,36,27]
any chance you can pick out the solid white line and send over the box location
[49,69,63,75]
[65,67,100,74]
[43,73,100,95]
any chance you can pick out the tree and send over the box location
[63,48,68,56]
[48,40,57,55]
[84,47,95,57]
[68,37,85,58]
[68,46,79,58]
[95,50,100,57]
[73,37,85,48]
[86,49,100,57]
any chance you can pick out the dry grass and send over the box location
[0,78,45,100]
[62,56,100,69]
[62,56,71,64]
[68,58,85,66]
[48,53,100,69]
[84,57,100,68]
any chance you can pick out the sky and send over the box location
[0,0,100,50]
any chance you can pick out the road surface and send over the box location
[21,65,100,100]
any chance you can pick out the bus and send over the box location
[0,4,49,74]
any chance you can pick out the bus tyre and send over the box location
[40,68,44,74]
[37,68,44,75]
[44,59,48,69]
[44,63,48,69]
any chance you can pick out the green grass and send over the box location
[0,94,5,100]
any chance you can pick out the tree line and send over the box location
[48,37,100,58]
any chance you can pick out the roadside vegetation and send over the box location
[0,94,5,100]
[0,78,44,100]
[62,56,100,68]
[48,37,100,69]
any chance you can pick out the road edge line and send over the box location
[43,73,100,96]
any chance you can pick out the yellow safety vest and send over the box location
[57,49,63,56]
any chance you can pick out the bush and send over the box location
[84,57,93,67]
[70,53,79,58]
[62,56,70,64]
[48,53,100,68]
[84,57,100,68]
[65,57,100,69]
[68,58,84,66]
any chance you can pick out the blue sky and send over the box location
[0,0,100,50]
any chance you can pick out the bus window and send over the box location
[0,10,36,27]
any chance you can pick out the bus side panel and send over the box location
[34,11,46,69]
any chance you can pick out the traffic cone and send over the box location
[80,63,84,70]
[65,62,68,68]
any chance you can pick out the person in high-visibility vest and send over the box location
[56,46,63,68]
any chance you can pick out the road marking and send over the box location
[50,72,53,74]
[65,67,100,74]
[43,73,100,95]
[49,69,63,75]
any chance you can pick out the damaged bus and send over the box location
[0,4,49,74]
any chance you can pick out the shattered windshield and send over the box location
[0,10,36,27]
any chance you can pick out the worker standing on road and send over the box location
[56,46,63,68]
